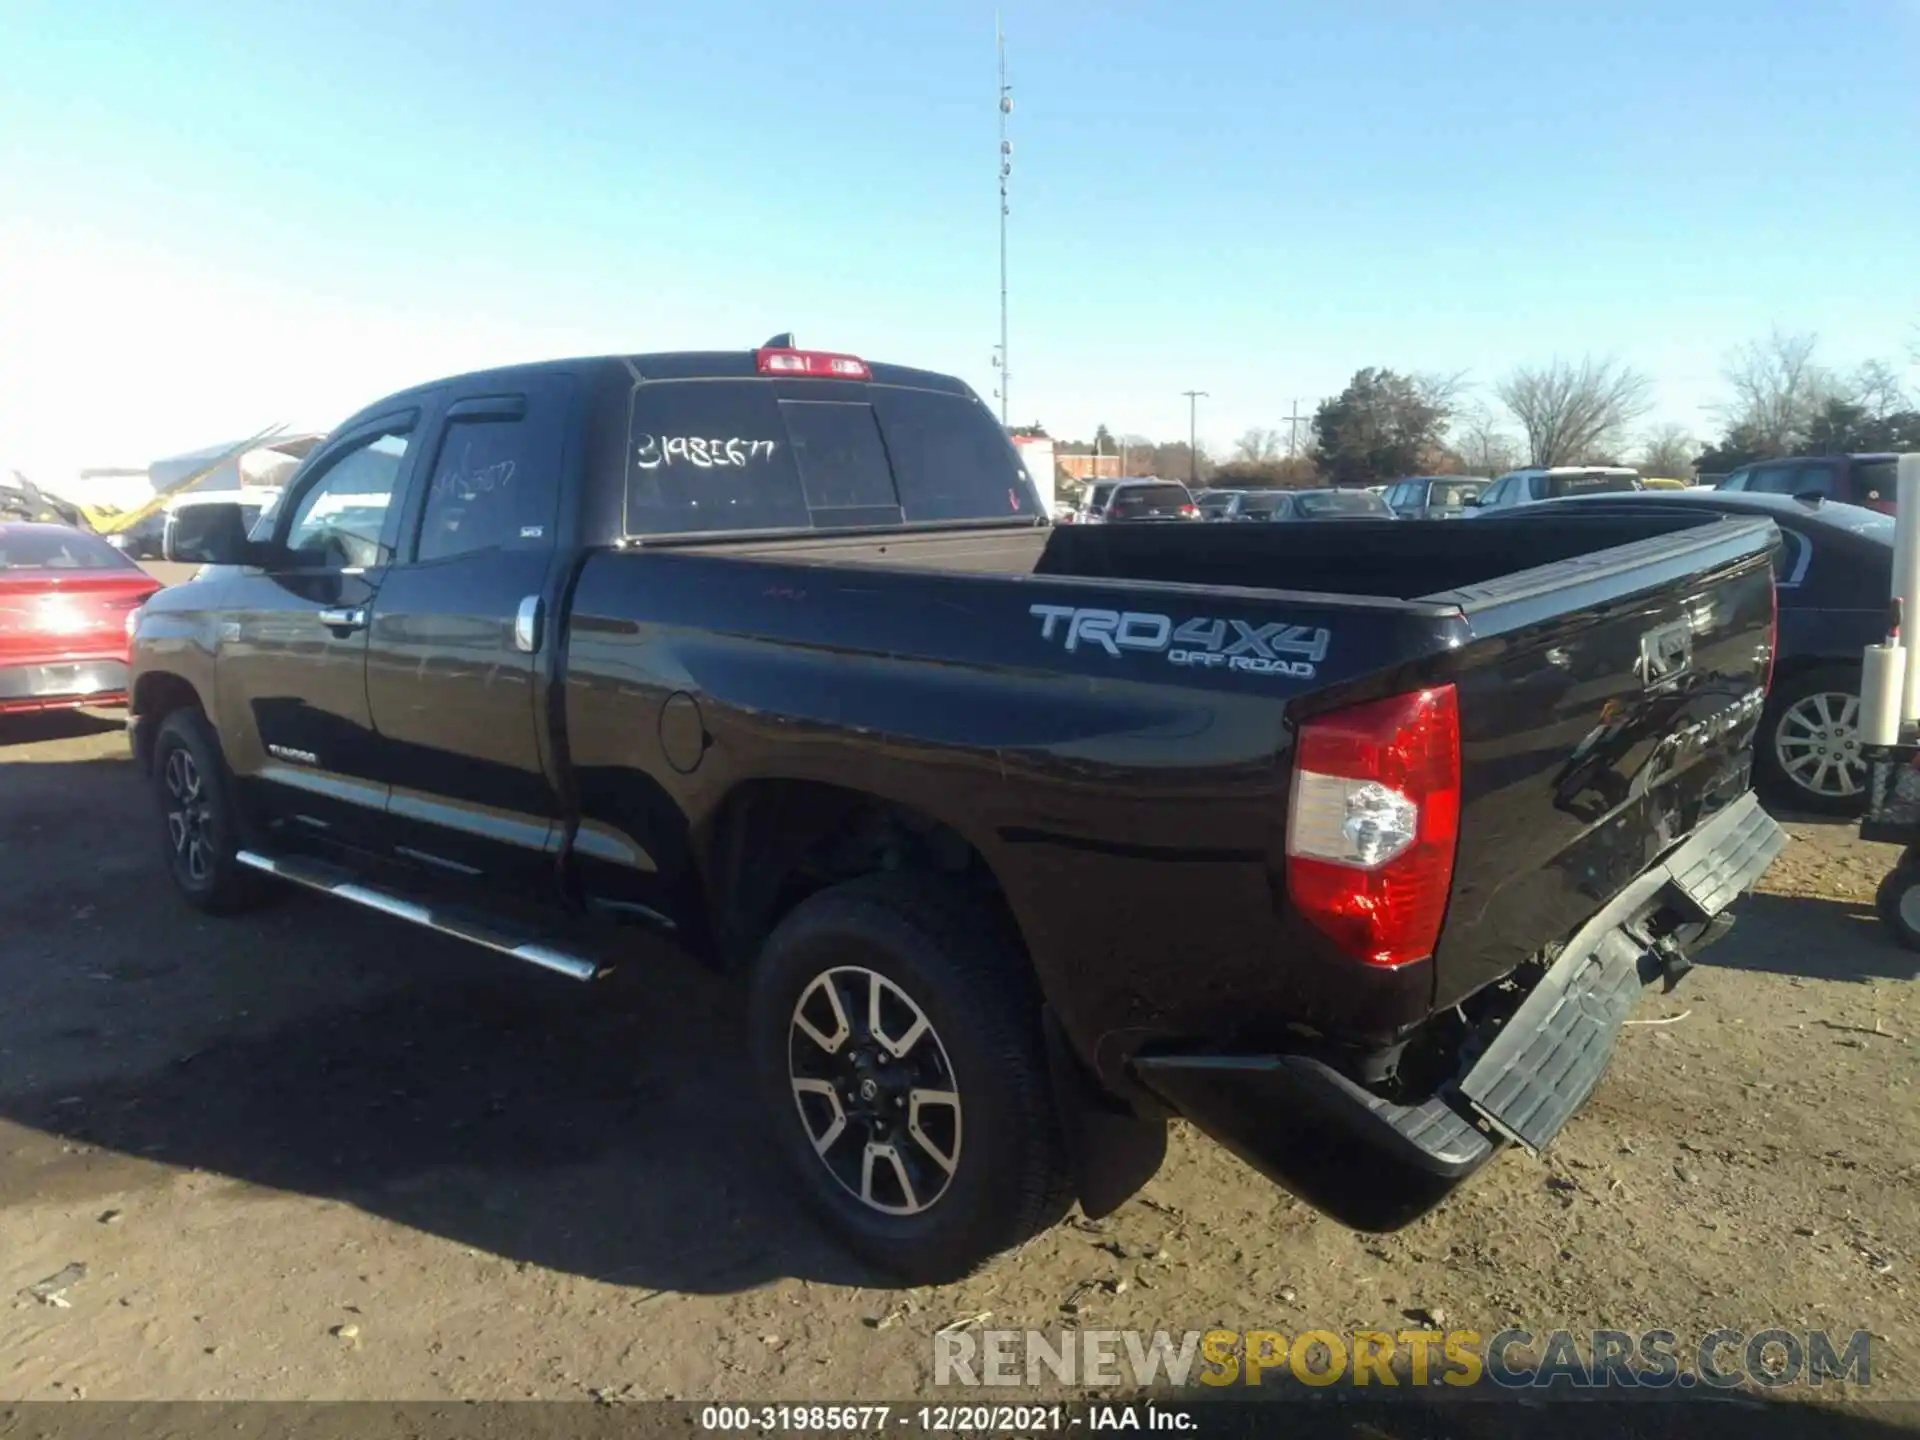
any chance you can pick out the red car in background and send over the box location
[0,524,161,715]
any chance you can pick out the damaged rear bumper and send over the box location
[1133,791,1785,1231]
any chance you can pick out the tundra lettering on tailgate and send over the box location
[1029,604,1330,678]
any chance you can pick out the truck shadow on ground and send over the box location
[4,934,890,1293]
[0,745,890,1296]
[1705,892,1920,983]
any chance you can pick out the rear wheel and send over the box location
[1758,665,1866,815]
[152,709,270,914]
[747,873,1071,1284]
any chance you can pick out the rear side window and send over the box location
[869,386,1040,521]
[1296,490,1391,518]
[625,378,1038,535]
[1545,472,1638,497]
[416,412,562,562]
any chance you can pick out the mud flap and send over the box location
[1043,1010,1168,1219]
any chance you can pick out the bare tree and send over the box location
[1416,369,1471,417]
[1233,427,1283,463]
[1717,329,1831,455]
[1451,403,1521,477]
[1848,358,1910,420]
[1636,421,1698,479]
[1495,356,1654,467]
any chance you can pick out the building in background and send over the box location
[1011,434,1055,511]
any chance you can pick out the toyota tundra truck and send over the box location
[130,339,1785,1282]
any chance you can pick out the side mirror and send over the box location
[164,502,257,565]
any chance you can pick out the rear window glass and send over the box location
[1108,483,1191,517]
[1237,491,1285,516]
[1197,492,1237,515]
[870,386,1040,522]
[0,529,137,570]
[1546,472,1639,497]
[779,401,901,526]
[1857,459,1895,502]
[1295,490,1390,517]
[625,379,1036,535]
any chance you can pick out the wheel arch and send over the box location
[130,670,209,775]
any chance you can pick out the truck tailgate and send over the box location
[1425,520,1778,1013]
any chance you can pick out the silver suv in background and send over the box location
[1472,466,1642,514]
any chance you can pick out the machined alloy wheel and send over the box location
[788,965,962,1216]
[164,747,216,885]
[1772,690,1864,802]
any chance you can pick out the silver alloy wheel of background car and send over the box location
[163,748,214,884]
[788,965,963,1217]
[1773,690,1865,802]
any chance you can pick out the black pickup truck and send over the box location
[132,341,1785,1282]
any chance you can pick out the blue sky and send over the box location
[3,0,1918,474]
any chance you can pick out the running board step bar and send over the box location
[234,849,606,982]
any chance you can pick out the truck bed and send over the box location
[667,509,1755,608]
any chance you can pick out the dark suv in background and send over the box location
[1715,454,1898,513]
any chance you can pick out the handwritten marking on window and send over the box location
[433,445,517,501]
[634,435,778,470]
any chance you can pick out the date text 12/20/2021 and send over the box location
[698,1404,1196,1433]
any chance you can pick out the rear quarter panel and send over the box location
[561,548,1459,1080]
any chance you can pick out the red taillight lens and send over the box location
[1180,504,1200,518]
[755,347,871,380]
[1286,685,1461,968]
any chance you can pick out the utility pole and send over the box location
[1285,399,1308,459]
[1181,390,1209,486]
[993,20,1013,426]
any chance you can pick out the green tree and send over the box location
[1312,369,1451,486]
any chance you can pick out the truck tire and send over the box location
[1757,664,1867,816]
[747,872,1072,1284]
[151,709,270,914]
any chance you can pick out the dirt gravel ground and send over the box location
[1,707,1916,1410]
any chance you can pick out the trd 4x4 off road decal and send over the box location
[1028,604,1330,678]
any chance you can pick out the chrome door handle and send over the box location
[514,594,543,654]
[317,607,367,631]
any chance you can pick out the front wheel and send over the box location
[151,709,271,914]
[1757,666,1866,815]
[747,873,1071,1284]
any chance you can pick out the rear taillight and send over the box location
[1286,685,1461,969]
[1180,504,1200,518]
[755,347,871,380]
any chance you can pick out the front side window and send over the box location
[283,430,410,569]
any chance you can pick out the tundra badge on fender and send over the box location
[1028,604,1330,678]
